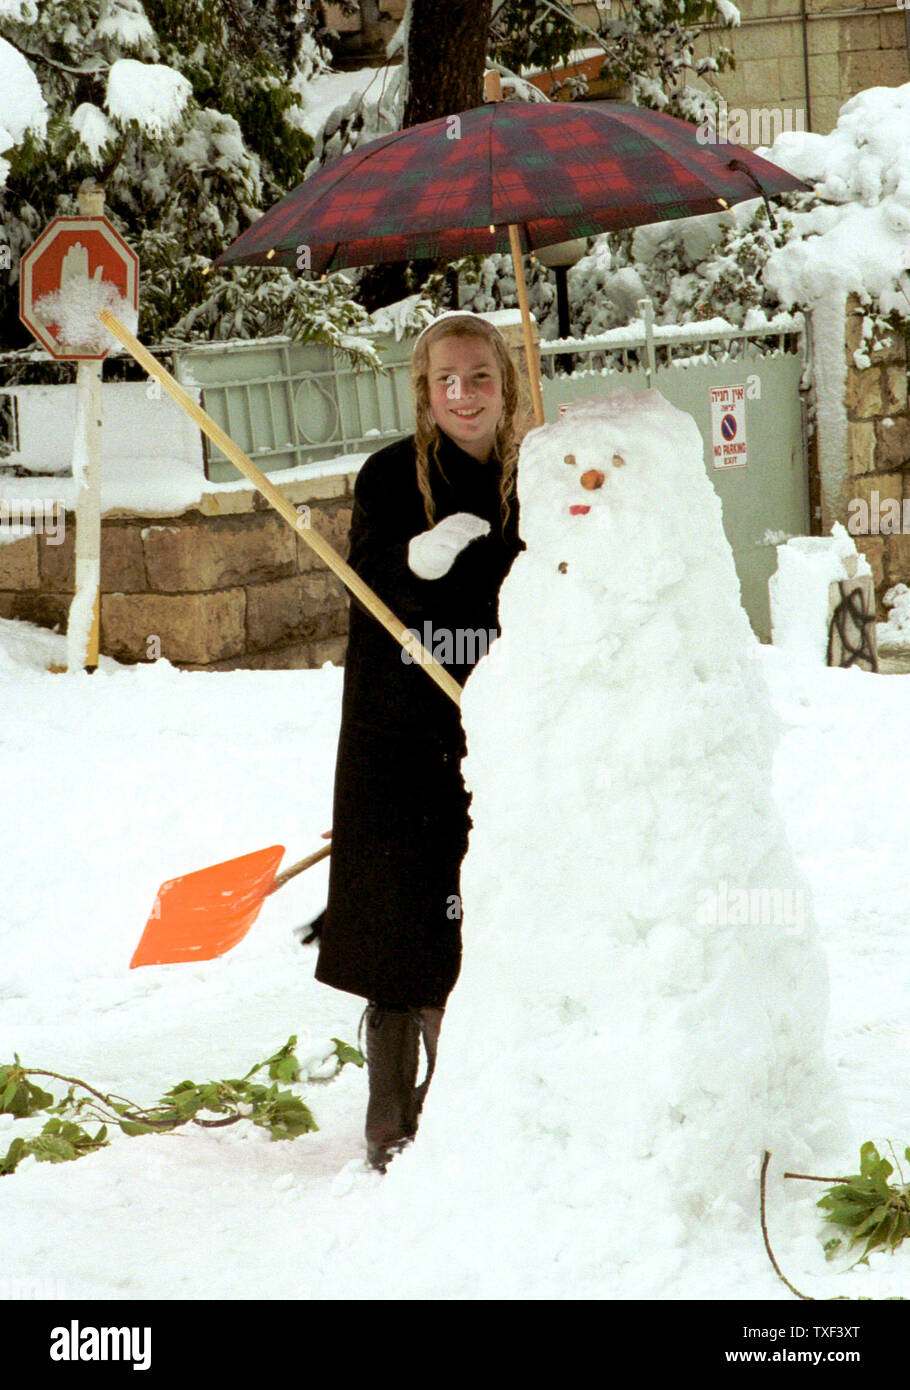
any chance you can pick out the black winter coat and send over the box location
[315,431,522,1008]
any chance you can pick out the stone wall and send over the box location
[841,293,910,610]
[694,1,910,138]
[0,472,355,671]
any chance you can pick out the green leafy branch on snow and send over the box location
[815,1142,910,1263]
[761,1142,910,1300]
[0,1034,363,1177]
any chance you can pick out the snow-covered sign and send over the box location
[19,216,139,360]
[709,382,747,469]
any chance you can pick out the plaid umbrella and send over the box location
[216,94,810,421]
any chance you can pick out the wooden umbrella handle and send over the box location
[484,74,544,430]
[96,310,462,707]
[508,224,545,428]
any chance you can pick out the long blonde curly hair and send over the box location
[410,316,520,535]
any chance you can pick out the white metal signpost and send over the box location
[18,184,139,671]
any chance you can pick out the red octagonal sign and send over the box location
[19,216,139,361]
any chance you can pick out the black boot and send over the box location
[361,1003,445,1172]
[413,1006,443,1123]
[362,1003,421,1172]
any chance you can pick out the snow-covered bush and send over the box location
[459,252,558,336]
[167,261,381,368]
[567,199,806,338]
[757,82,910,375]
[455,201,804,343]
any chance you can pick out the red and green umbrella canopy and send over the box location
[215,99,810,274]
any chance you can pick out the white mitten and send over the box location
[407,511,491,580]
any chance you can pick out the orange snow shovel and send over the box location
[130,835,333,968]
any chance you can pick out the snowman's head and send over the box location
[517,391,714,599]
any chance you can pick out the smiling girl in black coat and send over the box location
[315,312,524,1171]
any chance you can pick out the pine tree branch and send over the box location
[1,33,109,77]
[532,0,634,81]
[97,136,128,185]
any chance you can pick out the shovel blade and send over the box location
[131,845,286,968]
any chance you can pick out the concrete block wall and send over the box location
[694,0,910,138]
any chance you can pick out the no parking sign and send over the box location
[710,384,748,469]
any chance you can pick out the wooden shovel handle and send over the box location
[270,841,331,894]
[96,310,462,707]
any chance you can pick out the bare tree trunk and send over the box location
[358,0,492,311]
[403,0,492,127]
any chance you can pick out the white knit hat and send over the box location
[413,309,507,350]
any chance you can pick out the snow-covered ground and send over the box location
[1,612,908,1300]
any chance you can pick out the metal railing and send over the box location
[539,298,810,385]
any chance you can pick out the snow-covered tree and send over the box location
[0,0,378,362]
[605,0,739,124]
